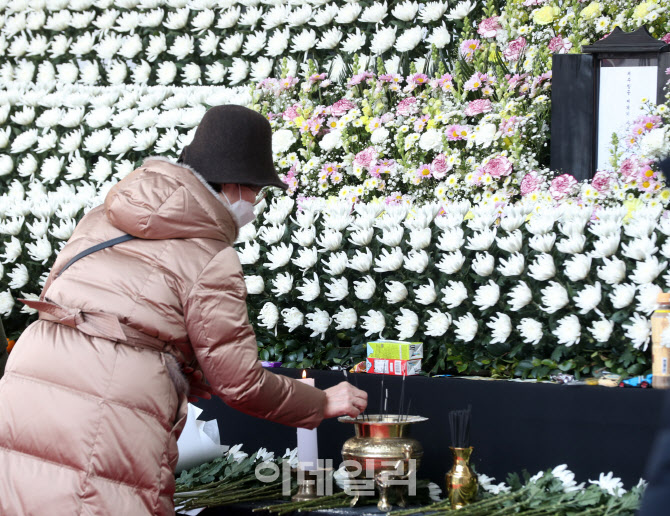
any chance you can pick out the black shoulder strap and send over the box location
[56,234,137,278]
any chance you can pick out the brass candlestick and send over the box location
[291,467,332,502]
[445,446,478,509]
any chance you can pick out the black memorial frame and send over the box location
[550,27,670,181]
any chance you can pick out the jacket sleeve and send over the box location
[183,247,326,429]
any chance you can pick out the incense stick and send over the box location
[384,388,388,419]
[379,378,384,420]
[449,406,472,448]
[397,374,406,422]
[404,399,412,422]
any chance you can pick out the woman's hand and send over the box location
[323,381,368,419]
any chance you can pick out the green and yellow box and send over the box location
[366,341,423,361]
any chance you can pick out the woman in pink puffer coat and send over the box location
[0,105,367,515]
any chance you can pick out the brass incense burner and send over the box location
[339,415,427,511]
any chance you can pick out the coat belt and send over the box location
[20,299,170,354]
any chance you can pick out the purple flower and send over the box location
[477,16,501,38]
[464,99,492,116]
[354,146,378,168]
[330,99,356,116]
[520,171,544,195]
[591,170,612,193]
[408,73,429,85]
[548,36,572,54]
[662,33,670,44]
[283,104,300,121]
[460,39,480,62]
[549,174,577,200]
[483,155,513,179]
[503,37,527,62]
[431,154,451,179]
[396,97,419,116]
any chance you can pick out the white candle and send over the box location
[297,371,319,471]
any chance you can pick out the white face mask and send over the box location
[223,185,256,228]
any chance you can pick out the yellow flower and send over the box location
[362,105,373,117]
[426,119,437,129]
[660,189,670,201]
[533,5,559,25]
[581,1,602,20]
[624,198,643,219]
[294,116,305,128]
[633,2,650,20]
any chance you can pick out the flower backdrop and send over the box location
[1,0,670,379]
[0,0,481,88]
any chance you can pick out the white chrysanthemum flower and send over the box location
[145,33,167,61]
[435,250,465,275]
[360,1,387,23]
[191,8,215,32]
[354,276,376,300]
[396,308,419,340]
[291,29,318,53]
[392,0,418,20]
[610,283,636,309]
[425,309,451,337]
[527,253,556,281]
[316,229,343,252]
[168,34,194,60]
[333,307,357,330]
[7,263,29,289]
[636,283,662,315]
[1,237,22,263]
[472,252,495,277]
[266,28,291,56]
[341,28,366,53]
[205,62,226,83]
[454,313,478,342]
[348,249,373,272]
[156,61,177,85]
[564,254,591,282]
[264,242,294,270]
[39,156,63,184]
[466,228,496,251]
[0,290,15,317]
[316,27,343,50]
[324,277,348,302]
[17,155,37,178]
[291,226,316,247]
[441,280,468,309]
[630,256,667,284]
[588,472,626,497]
[421,1,448,21]
[258,302,279,329]
[530,271,564,310]
[574,282,602,314]
[245,275,264,295]
[553,314,581,347]
[488,313,512,344]
[10,129,38,153]
[239,6,263,27]
[50,218,77,241]
[473,280,500,311]
[281,307,304,333]
[0,155,13,176]
[163,7,189,30]
[404,250,429,274]
[395,26,423,51]
[589,319,614,343]
[497,253,524,277]
[243,30,267,56]
[414,279,437,305]
[303,307,333,340]
[292,247,318,270]
[250,57,273,81]
[596,256,626,285]
[622,235,657,261]
[623,313,651,351]
[334,2,361,23]
[556,234,586,255]
[25,237,52,265]
[0,216,25,236]
[217,6,241,29]
[361,309,386,337]
[323,251,348,276]
[370,25,396,54]
[374,248,404,272]
[446,0,476,20]
[229,58,249,85]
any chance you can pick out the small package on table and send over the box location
[367,340,423,360]
[365,357,422,376]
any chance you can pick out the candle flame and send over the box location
[302,370,307,379]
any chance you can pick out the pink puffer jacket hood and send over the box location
[0,158,326,516]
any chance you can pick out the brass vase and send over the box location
[445,447,478,509]
[339,415,427,511]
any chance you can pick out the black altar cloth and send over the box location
[195,369,665,494]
